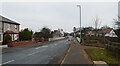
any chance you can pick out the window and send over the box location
[14,25,17,30]
[14,34,18,40]
[7,24,11,30]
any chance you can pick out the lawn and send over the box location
[85,48,120,66]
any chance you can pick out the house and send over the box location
[0,15,20,45]
[86,30,96,36]
[98,28,118,37]
[53,29,64,38]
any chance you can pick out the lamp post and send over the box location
[77,5,82,43]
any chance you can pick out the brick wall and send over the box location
[8,41,37,47]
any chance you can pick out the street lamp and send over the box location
[77,5,82,43]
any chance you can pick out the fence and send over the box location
[105,41,120,53]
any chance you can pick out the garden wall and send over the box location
[8,41,38,47]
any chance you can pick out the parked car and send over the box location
[66,36,73,41]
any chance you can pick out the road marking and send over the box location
[28,51,40,56]
[35,47,41,49]
[35,45,48,49]
[60,43,72,64]
[2,60,15,65]
[42,45,48,47]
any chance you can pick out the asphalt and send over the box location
[61,39,93,65]
[1,39,69,65]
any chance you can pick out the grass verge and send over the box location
[81,43,105,48]
[85,48,120,66]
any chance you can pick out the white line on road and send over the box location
[61,44,71,64]
[35,47,41,49]
[35,45,48,49]
[2,60,15,65]
[42,45,48,47]
[28,51,40,56]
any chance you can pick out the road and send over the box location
[1,39,69,65]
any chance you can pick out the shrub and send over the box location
[4,34,12,44]
[19,28,33,41]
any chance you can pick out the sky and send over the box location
[0,1,119,33]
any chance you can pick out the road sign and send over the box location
[73,27,76,31]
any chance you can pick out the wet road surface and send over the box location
[1,39,69,65]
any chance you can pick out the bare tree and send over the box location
[113,16,120,29]
[93,16,102,36]
[115,16,120,29]
[94,16,102,29]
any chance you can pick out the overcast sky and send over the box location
[1,2,119,33]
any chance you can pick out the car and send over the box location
[66,36,69,38]
[67,36,73,41]
[68,38,71,41]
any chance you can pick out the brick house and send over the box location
[0,15,20,45]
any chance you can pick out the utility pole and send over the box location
[77,5,82,43]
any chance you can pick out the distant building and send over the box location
[98,28,118,37]
[0,15,20,45]
[53,29,64,38]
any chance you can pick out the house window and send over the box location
[14,34,18,40]
[7,24,11,30]
[14,25,17,30]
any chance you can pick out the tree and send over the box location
[41,27,51,39]
[19,28,33,41]
[113,17,120,42]
[94,16,102,29]
[4,34,12,44]
[64,32,69,37]
[93,16,102,36]
[115,18,120,29]
[101,25,110,29]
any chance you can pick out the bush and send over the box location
[19,28,33,41]
[4,34,12,44]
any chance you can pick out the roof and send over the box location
[0,15,20,25]
[99,28,113,34]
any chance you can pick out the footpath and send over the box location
[61,39,93,65]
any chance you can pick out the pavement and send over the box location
[1,39,69,65]
[61,39,93,65]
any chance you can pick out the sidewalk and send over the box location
[61,39,93,65]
